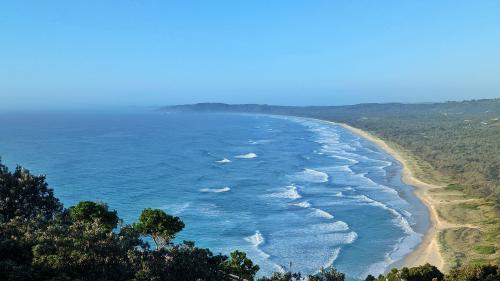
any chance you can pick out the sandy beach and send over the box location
[336,123,446,270]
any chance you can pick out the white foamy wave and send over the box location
[344,231,358,244]
[310,221,349,232]
[245,230,265,246]
[362,231,423,278]
[216,158,231,163]
[244,230,270,259]
[402,210,412,217]
[293,201,311,208]
[200,187,231,193]
[311,208,334,219]
[353,173,400,196]
[235,153,257,159]
[319,248,341,273]
[356,195,415,235]
[293,168,329,183]
[331,155,359,164]
[270,184,302,200]
[379,160,392,167]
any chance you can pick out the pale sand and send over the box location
[336,123,446,270]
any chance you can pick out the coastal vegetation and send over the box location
[163,99,500,269]
[1,161,499,280]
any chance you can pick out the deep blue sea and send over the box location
[0,111,428,279]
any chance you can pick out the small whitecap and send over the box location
[199,187,231,193]
[235,153,257,159]
[216,158,232,163]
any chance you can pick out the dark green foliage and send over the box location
[31,221,141,280]
[68,201,119,229]
[133,208,185,249]
[364,275,376,281]
[369,264,443,281]
[257,272,302,281]
[128,241,230,281]
[446,264,500,281]
[0,163,62,222]
[369,264,500,281]
[224,250,260,280]
[402,263,444,281]
[162,241,229,281]
[308,267,345,281]
[0,218,37,281]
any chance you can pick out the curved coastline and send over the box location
[335,122,445,270]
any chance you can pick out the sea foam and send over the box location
[309,221,349,232]
[311,208,334,219]
[245,230,270,259]
[294,168,329,183]
[355,195,415,235]
[293,201,311,208]
[200,187,231,193]
[235,153,258,159]
[216,158,232,163]
[270,184,302,200]
[320,248,341,273]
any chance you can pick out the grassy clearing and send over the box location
[433,187,500,270]
[439,227,485,269]
[474,245,496,255]
[444,184,464,192]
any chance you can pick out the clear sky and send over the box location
[1,1,499,109]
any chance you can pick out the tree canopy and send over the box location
[68,201,119,229]
[133,208,185,249]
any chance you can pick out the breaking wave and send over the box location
[270,184,302,199]
[293,168,329,183]
[311,208,334,219]
[235,152,258,159]
[293,201,311,208]
[245,231,271,259]
[200,187,231,193]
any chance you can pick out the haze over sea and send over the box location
[0,111,429,279]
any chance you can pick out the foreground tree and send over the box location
[31,221,141,281]
[133,208,185,249]
[224,250,260,281]
[257,272,302,281]
[68,201,119,229]
[0,163,62,222]
[0,162,63,280]
[445,264,499,281]
[309,266,345,281]
[378,264,444,281]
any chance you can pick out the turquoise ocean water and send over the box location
[0,111,428,279]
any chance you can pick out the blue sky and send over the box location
[1,1,499,109]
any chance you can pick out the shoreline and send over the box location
[335,122,445,270]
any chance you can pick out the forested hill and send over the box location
[162,99,500,206]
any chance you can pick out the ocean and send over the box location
[0,111,428,279]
